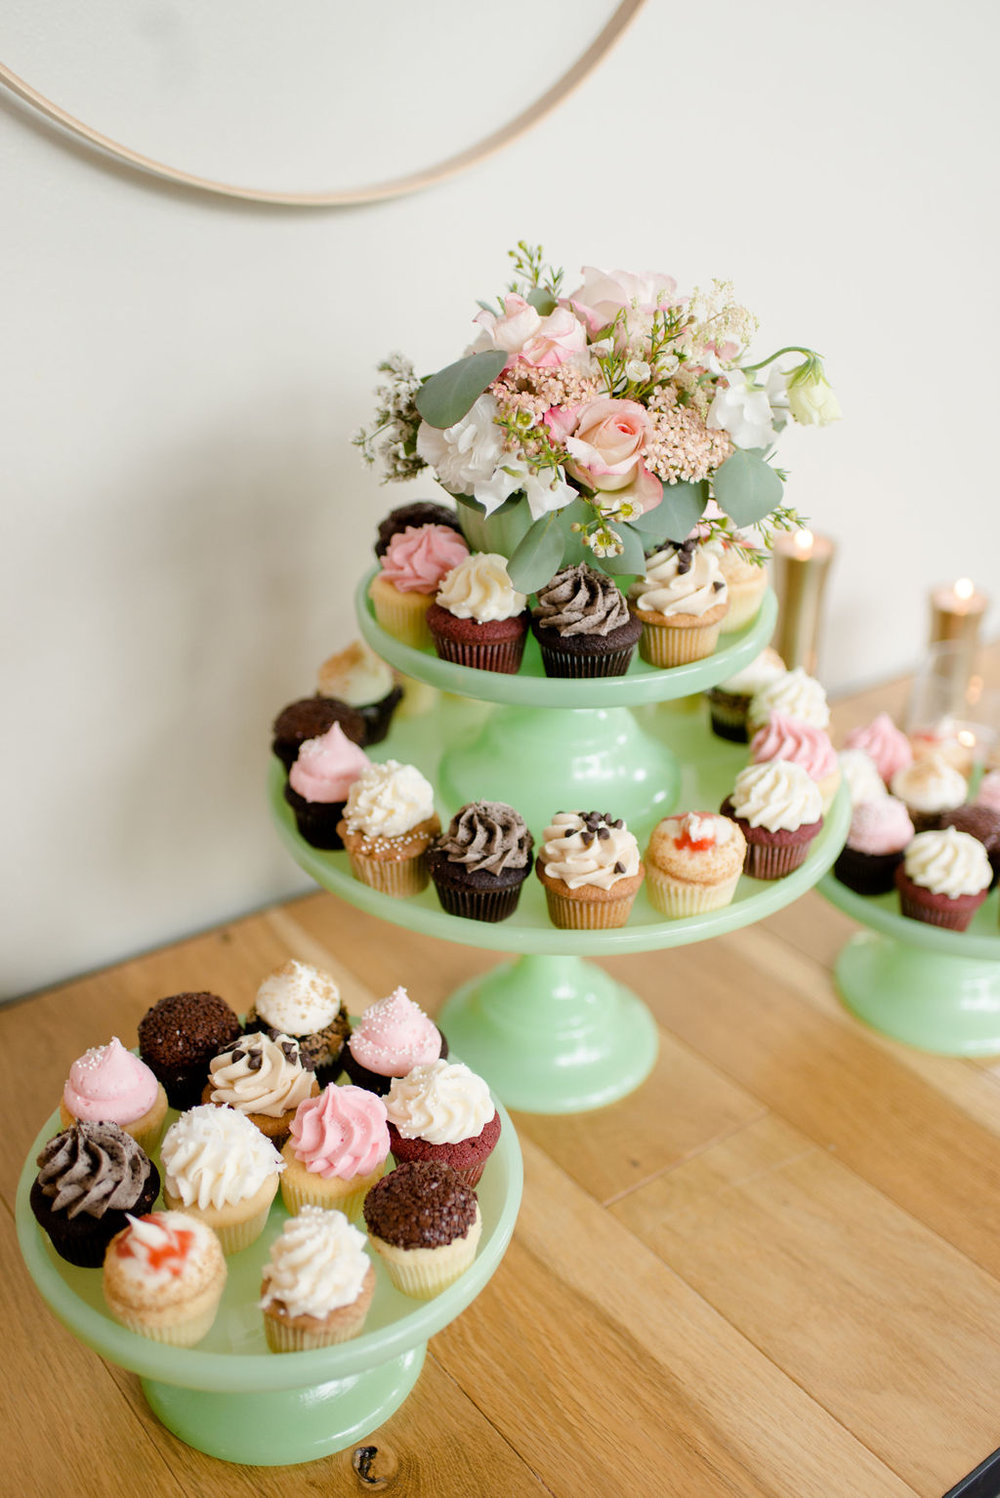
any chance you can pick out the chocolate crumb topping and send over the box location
[363,1161,478,1249]
[138,992,241,1070]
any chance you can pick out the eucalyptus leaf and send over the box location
[414,350,507,429]
[506,514,567,594]
[712,449,784,527]
[601,523,647,578]
[632,481,707,542]
[526,288,557,316]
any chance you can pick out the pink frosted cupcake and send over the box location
[341,986,446,1095]
[834,795,915,895]
[368,524,470,648]
[280,1085,390,1219]
[749,711,841,813]
[59,1037,168,1156]
[284,722,371,850]
[844,712,912,787]
[895,827,991,930]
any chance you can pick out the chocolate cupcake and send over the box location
[30,1121,160,1268]
[374,502,463,558]
[363,1160,482,1300]
[940,803,1000,887]
[271,696,367,772]
[341,986,447,1096]
[137,991,241,1111]
[427,801,534,921]
[284,722,371,850]
[834,795,915,895]
[530,563,641,678]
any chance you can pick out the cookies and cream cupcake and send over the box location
[337,760,441,897]
[368,524,470,647]
[644,811,747,917]
[160,1104,284,1254]
[746,666,830,735]
[721,761,824,880]
[895,827,991,930]
[316,640,403,746]
[427,553,529,674]
[749,712,841,813]
[384,1059,501,1188]
[706,646,786,743]
[244,959,350,1087]
[890,754,967,833]
[530,563,641,678]
[363,1161,483,1301]
[844,712,912,787]
[104,1211,227,1347]
[59,1037,168,1155]
[427,801,534,922]
[30,1122,160,1269]
[284,722,372,850]
[202,1032,318,1146]
[280,1085,390,1219]
[341,987,446,1095]
[628,541,729,667]
[535,810,644,929]
[834,795,915,895]
[260,1206,376,1351]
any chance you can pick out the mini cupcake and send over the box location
[909,723,977,780]
[535,810,644,929]
[427,801,534,922]
[369,524,470,648]
[59,1037,168,1155]
[341,987,447,1096]
[746,666,830,736]
[940,804,1000,889]
[137,991,242,1112]
[890,753,968,833]
[895,827,991,931]
[426,553,529,674]
[160,1104,284,1255]
[749,712,841,813]
[644,811,747,918]
[30,1122,160,1269]
[975,769,1000,813]
[281,1085,390,1218]
[384,1060,500,1188]
[337,760,441,897]
[260,1206,376,1352]
[103,1211,227,1347]
[202,1032,319,1146]
[844,712,912,787]
[705,647,786,743]
[271,696,367,773]
[721,761,824,880]
[316,640,403,746]
[838,748,889,808]
[363,1161,483,1301]
[374,501,464,558]
[530,563,641,678]
[244,960,350,1087]
[833,795,915,895]
[628,540,729,667]
[284,722,372,851]
[714,539,770,632]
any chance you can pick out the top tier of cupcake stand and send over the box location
[268,574,850,1114]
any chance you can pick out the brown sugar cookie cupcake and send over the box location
[535,810,644,929]
[363,1161,483,1300]
[337,760,441,897]
[137,991,242,1112]
[244,959,351,1087]
[30,1122,161,1269]
[426,553,529,674]
[384,1059,501,1188]
[890,754,968,833]
[260,1206,376,1351]
[644,811,747,917]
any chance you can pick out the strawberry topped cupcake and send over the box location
[369,524,470,647]
[844,712,912,787]
[59,1037,167,1155]
[427,552,529,673]
[644,811,747,917]
[341,986,446,1095]
[750,711,841,813]
[285,722,372,850]
[104,1211,227,1347]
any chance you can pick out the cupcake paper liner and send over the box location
[833,845,904,896]
[430,878,525,923]
[646,869,741,918]
[743,837,815,881]
[430,634,526,674]
[536,642,637,678]
[346,848,430,897]
[261,1270,375,1351]
[279,1154,387,1221]
[542,887,638,930]
[368,1212,482,1300]
[369,582,434,649]
[638,619,722,668]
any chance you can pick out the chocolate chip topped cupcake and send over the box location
[363,1160,483,1300]
[244,959,350,1085]
[137,991,242,1111]
[628,540,729,667]
[271,696,367,773]
[427,801,534,921]
[530,563,641,678]
[30,1121,161,1268]
[202,1032,319,1146]
[535,810,644,929]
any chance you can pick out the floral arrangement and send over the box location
[355,243,839,592]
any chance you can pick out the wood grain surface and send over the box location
[6,646,1000,1497]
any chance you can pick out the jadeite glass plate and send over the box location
[820,870,1000,960]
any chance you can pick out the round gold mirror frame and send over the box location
[0,0,645,207]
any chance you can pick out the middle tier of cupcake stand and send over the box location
[269,578,850,1115]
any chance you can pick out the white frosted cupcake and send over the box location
[384,1060,501,1188]
[628,542,729,667]
[103,1211,227,1347]
[706,646,786,742]
[337,760,441,897]
[260,1206,375,1351]
[838,748,888,808]
[746,666,830,735]
[161,1104,284,1254]
[895,827,991,930]
[722,760,824,880]
[890,753,967,833]
[535,810,644,929]
[246,959,350,1087]
[203,1032,318,1145]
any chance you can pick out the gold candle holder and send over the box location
[771,528,835,675]
[927,578,988,702]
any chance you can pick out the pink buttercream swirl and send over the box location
[289,1085,389,1180]
[63,1037,159,1125]
[844,713,912,785]
[289,722,371,804]
[379,524,470,595]
[975,770,1000,813]
[347,986,441,1077]
[750,712,838,782]
[846,795,915,855]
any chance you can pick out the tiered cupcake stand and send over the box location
[268,575,851,1115]
[820,871,1000,1055]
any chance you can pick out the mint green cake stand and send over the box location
[270,581,849,1113]
[820,872,1000,1055]
[16,1099,522,1466]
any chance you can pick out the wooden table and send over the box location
[6,657,1000,1498]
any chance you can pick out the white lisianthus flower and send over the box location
[762,363,791,434]
[471,462,528,517]
[706,371,777,449]
[496,460,578,521]
[415,394,505,494]
[787,364,842,426]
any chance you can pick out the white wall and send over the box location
[3,0,998,998]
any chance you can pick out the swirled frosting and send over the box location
[289,723,371,804]
[539,810,641,890]
[348,987,441,1076]
[342,760,436,838]
[385,1060,495,1144]
[379,524,469,594]
[288,1085,390,1180]
[260,1205,371,1318]
[36,1122,153,1220]
[435,802,533,874]
[436,552,526,623]
[63,1037,159,1125]
[903,827,991,897]
[628,543,728,617]
[532,564,630,637]
[161,1105,283,1210]
[255,960,342,1035]
[976,770,1000,812]
[838,749,888,807]
[316,640,395,705]
[208,1033,315,1117]
[890,754,967,813]
[716,646,786,696]
[730,761,823,832]
[844,713,912,784]
[846,795,915,855]
[750,712,838,781]
[110,1211,224,1291]
[747,667,830,732]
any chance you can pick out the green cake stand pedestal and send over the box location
[820,873,1000,1055]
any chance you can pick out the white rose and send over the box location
[416,394,505,493]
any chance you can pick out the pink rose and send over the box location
[561,397,661,510]
[566,267,679,335]
[473,294,541,359]
[474,296,587,370]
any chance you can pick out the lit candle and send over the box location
[929,577,988,647]
[771,527,836,675]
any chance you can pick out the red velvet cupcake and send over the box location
[721,761,824,881]
[895,827,991,930]
[427,552,528,674]
[384,1059,500,1187]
